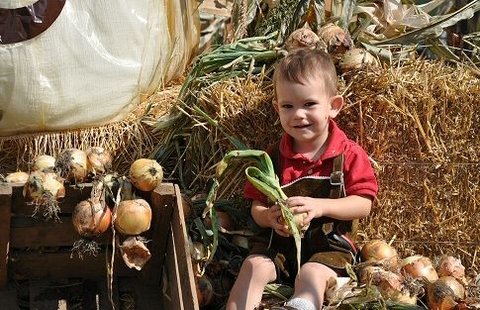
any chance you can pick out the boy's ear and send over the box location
[329,95,344,118]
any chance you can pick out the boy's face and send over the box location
[273,73,343,146]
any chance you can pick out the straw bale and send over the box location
[0,80,181,176]
[172,58,480,271]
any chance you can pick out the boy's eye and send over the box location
[281,104,293,109]
[305,101,317,107]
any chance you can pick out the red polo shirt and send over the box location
[244,120,378,203]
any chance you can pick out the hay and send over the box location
[163,58,480,272]
[0,79,182,176]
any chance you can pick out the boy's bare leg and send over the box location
[226,254,277,310]
[289,262,337,309]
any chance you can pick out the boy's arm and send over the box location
[288,195,372,224]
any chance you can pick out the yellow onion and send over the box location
[376,270,417,305]
[338,48,379,73]
[114,199,152,235]
[196,275,214,307]
[119,236,152,270]
[284,27,320,52]
[72,199,112,238]
[5,171,29,183]
[436,256,465,282]
[360,239,399,270]
[317,23,353,55]
[129,158,163,192]
[402,255,439,282]
[86,147,112,175]
[23,171,65,202]
[293,212,309,236]
[357,265,385,284]
[426,279,458,310]
[436,276,465,299]
[56,148,88,183]
[33,155,56,172]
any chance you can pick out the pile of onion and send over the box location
[56,148,88,183]
[86,146,112,175]
[72,198,112,238]
[360,239,399,270]
[4,171,29,183]
[114,199,152,235]
[338,48,378,74]
[401,255,439,282]
[33,154,56,172]
[129,158,163,192]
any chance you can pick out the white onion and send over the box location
[56,148,88,183]
[5,171,29,183]
[23,171,65,202]
[33,155,56,172]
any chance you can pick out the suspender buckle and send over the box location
[330,171,344,186]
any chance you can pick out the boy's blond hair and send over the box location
[273,48,338,97]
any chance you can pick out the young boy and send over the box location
[226,48,378,310]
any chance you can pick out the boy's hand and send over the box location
[286,196,322,226]
[268,203,290,237]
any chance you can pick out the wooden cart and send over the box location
[0,182,199,310]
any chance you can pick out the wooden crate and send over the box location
[0,182,199,310]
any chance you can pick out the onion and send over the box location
[317,23,353,55]
[437,276,465,299]
[436,256,465,282]
[360,239,399,269]
[56,148,88,183]
[293,212,309,236]
[119,236,152,271]
[195,275,214,307]
[5,171,29,183]
[129,158,163,192]
[284,27,320,52]
[339,48,378,73]
[23,171,65,202]
[33,155,56,172]
[426,279,458,310]
[357,265,385,284]
[376,270,417,305]
[72,199,112,237]
[402,255,439,282]
[86,147,112,175]
[114,199,152,235]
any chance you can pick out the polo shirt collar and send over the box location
[279,119,347,162]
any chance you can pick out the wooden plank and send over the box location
[164,232,183,310]
[10,251,136,280]
[140,183,175,285]
[0,287,19,308]
[29,279,59,310]
[172,184,199,310]
[10,216,111,248]
[11,183,93,215]
[0,183,12,290]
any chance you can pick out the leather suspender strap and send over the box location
[329,154,346,199]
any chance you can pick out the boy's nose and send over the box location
[293,108,307,119]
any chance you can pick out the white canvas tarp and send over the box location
[0,0,199,136]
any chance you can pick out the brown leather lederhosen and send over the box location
[249,144,358,283]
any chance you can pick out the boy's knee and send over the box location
[241,255,276,280]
